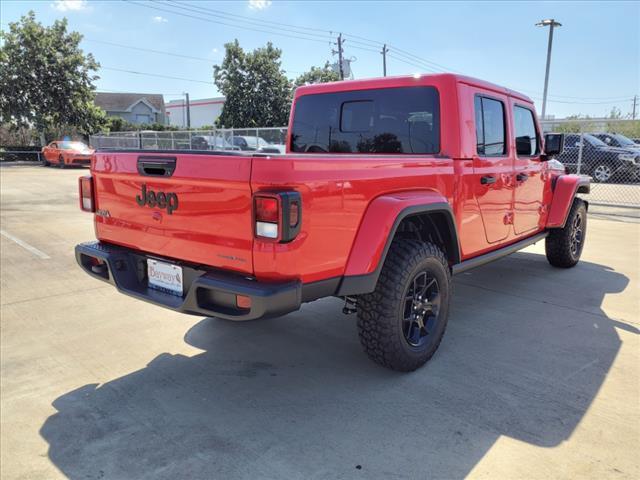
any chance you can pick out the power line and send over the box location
[157,1,451,74]
[100,65,303,84]
[163,0,334,40]
[348,44,383,55]
[168,0,333,35]
[155,2,451,77]
[386,53,440,74]
[5,6,635,105]
[125,0,333,45]
[388,44,459,73]
[185,3,637,101]
[102,66,215,84]
[122,1,637,105]
[132,0,453,76]
[85,38,214,63]
[386,52,441,74]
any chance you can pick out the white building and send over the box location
[166,97,225,128]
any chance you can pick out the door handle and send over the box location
[516,172,528,182]
[480,175,496,185]
[137,156,177,177]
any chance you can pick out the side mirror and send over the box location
[516,135,532,156]
[544,133,564,157]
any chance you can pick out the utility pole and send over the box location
[633,95,638,120]
[381,44,389,77]
[334,33,345,80]
[536,19,562,120]
[184,92,191,129]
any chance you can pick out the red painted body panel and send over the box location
[92,152,254,275]
[547,175,590,228]
[251,156,455,283]
[86,73,585,289]
[342,190,450,276]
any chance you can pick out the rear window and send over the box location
[291,86,440,154]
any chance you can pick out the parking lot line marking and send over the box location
[0,229,50,259]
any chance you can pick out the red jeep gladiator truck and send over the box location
[76,74,589,371]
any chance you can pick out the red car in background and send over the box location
[42,140,94,168]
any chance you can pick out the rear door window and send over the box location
[474,96,506,156]
[291,86,440,154]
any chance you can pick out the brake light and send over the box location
[79,175,95,212]
[253,192,301,242]
[255,197,279,223]
[255,196,279,239]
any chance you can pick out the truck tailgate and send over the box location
[92,151,254,274]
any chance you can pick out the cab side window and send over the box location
[474,96,506,156]
[513,106,540,156]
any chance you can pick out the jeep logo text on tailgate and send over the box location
[136,184,179,214]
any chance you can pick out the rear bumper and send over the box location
[75,241,302,321]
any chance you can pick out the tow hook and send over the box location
[342,296,357,315]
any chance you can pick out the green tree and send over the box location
[294,63,340,88]
[0,11,106,142]
[213,40,292,128]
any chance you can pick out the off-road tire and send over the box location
[545,198,587,268]
[356,239,451,372]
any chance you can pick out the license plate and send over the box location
[147,259,183,296]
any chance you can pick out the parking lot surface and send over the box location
[1,165,639,479]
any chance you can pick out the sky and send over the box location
[1,0,639,119]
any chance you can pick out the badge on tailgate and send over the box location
[136,184,179,214]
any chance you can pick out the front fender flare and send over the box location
[337,191,459,296]
[547,174,591,229]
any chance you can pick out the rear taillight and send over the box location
[254,192,301,242]
[79,175,95,212]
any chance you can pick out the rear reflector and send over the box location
[79,175,95,212]
[236,295,252,309]
[289,201,299,227]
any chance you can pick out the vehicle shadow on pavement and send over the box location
[40,253,636,479]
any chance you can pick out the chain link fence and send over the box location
[90,127,288,154]
[541,119,640,208]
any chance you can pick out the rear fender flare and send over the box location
[337,191,460,296]
[547,174,591,229]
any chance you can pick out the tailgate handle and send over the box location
[137,156,177,177]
